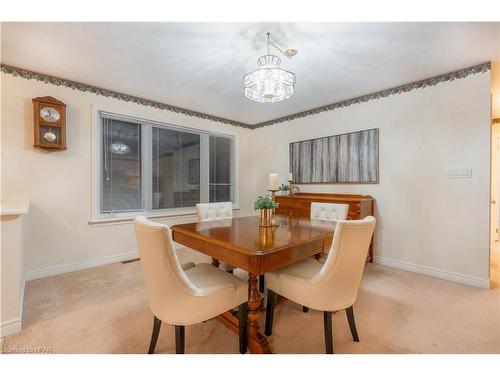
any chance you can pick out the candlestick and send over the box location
[268,173,279,191]
[268,189,279,215]
[288,172,293,181]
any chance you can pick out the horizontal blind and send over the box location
[101,117,142,213]
[152,127,201,209]
[209,135,234,203]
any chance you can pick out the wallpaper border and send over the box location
[0,64,251,129]
[253,62,491,128]
[1,62,491,129]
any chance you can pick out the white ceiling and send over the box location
[2,22,499,125]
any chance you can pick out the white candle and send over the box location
[288,172,293,181]
[269,173,279,190]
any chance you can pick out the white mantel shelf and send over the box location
[0,202,30,216]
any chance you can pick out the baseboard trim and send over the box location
[373,256,490,289]
[1,318,22,337]
[24,251,139,281]
[19,277,25,323]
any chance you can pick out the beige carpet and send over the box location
[2,246,500,354]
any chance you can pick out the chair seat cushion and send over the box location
[186,263,247,307]
[180,262,196,271]
[267,257,321,291]
[218,262,236,271]
[266,258,324,309]
[174,242,236,271]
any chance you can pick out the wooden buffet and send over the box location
[275,193,375,262]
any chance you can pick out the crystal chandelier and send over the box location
[243,33,297,103]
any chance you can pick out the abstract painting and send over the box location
[289,128,378,184]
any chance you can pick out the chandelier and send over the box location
[110,142,130,155]
[243,33,297,103]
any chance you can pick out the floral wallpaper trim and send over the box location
[1,62,491,129]
[0,64,251,129]
[253,62,492,128]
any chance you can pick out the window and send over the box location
[96,112,235,218]
[101,118,142,213]
[209,135,233,202]
[152,127,201,209]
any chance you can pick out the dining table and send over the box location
[171,214,336,354]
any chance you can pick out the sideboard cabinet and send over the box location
[274,193,375,262]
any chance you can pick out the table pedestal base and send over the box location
[216,312,272,354]
[216,272,272,354]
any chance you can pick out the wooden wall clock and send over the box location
[32,96,67,151]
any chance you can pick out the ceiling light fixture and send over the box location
[110,142,130,155]
[243,33,297,103]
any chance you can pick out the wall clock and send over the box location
[32,96,67,151]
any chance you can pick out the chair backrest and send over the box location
[310,202,349,221]
[312,216,376,310]
[196,202,233,222]
[133,216,199,323]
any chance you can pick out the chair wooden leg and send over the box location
[323,311,334,354]
[346,306,359,342]
[259,274,265,293]
[303,306,309,313]
[238,303,248,353]
[148,316,162,354]
[175,325,185,354]
[264,290,276,336]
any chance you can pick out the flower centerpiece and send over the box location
[254,195,278,227]
[278,183,290,196]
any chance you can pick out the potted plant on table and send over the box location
[278,183,289,196]
[254,195,278,227]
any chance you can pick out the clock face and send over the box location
[40,107,60,123]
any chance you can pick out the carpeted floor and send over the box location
[2,245,500,354]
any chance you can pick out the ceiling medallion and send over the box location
[243,33,297,103]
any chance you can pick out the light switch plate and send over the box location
[447,168,472,178]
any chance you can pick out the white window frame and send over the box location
[90,107,238,222]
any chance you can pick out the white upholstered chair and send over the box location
[264,216,376,354]
[196,202,233,221]
[196,202,236,272]
[310,202,349,221]
[310,202,349,266]
[133,216,248,354]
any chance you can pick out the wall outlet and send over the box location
[447,168,472,178]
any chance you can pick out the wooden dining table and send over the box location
[171,214,336,354]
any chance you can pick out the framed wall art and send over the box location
[289,128,379,184]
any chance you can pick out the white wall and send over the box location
[249,72,492,285]
[0,73,254,277]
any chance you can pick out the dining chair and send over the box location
[196,201,234,221]
[310,202,349,221]
[196,202,237,273]
[310,202,349,265]
[264,216,376,354]
[295,202,350,313]
[133,216,248,354]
